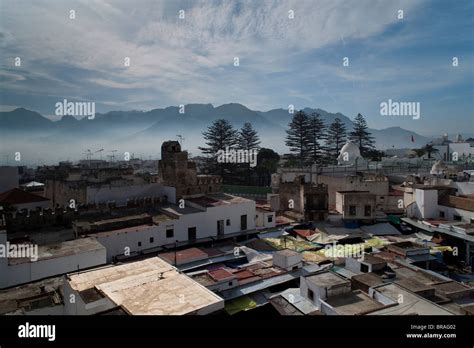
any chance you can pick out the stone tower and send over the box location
[158,141,222,199]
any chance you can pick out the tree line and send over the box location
[199,111,381,183]
[199,120,279,185]
[285,110,380,166]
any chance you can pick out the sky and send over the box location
[0,0,473,135]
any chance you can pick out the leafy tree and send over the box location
[365,149,385,161]
[307,112,327,164]
[255,148,280,186]
[422,144,439,159]
[285,110,311,166]
[326,117,347,163]
[409,148,426,158]
[349,113,375,156]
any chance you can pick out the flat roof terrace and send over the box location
[67,257,224,315]
[326,290,384,315]
[187,193,251,208]
[306,272,350,289]
[8,237,105,265]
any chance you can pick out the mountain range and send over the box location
[0,104,432,165]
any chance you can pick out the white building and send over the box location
[300,272,351,310]
[433,142,474,162]
[0,230,106,289]
[300,272,387,315]
[273,249,303,271]
[83,193,258,262]
[345,254,387,274]
[255,207,276,229]
[407,187,474,223]
[335,191,376,220]
[337,141,362,166]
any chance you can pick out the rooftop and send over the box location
[0,277,63,315]
[360,223,401,236]
[274,249,301,257]
[67,257,224,315]
[361,254,387,265]
[432,281,473,298]
[159,247,209,266]
[326,290,384,315]
[8,237,105,265]
[306,272,350,288]
[209,268,235,282]
[369,283,454,315]
[351,272,384,288]
[395,277,434,293]
[439,195,474,212]
[0,188,49,205]
[187,193,251,208]
[159,203,203,216]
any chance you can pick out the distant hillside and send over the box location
[0,104,433,165]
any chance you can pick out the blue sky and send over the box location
[0,0,472,135]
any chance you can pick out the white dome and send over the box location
[337,141,361,165]
[430,160,447,175]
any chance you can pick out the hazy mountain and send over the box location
[0,108,54,131]
[0,104,435,165]
[370,127,429,149]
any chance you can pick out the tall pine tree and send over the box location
[326,117,347,163]
[238,122,261,184]
[239,122,261,151]
[285,110,311,166]
[199,119,238,178]
[349,113,375,156]
[307,112,326,165]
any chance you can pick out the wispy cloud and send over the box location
[0,0,472,134]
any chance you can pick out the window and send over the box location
[149,237,154,244]
[267,215,273,223]
[439,211,445,218]
[360,263,369,273]
[364,205,371,217]
[138,241,142,247]
[228,282,233,286]
[166,228,174,238]
[453,215,462,221]
[308,289,314,301]
[349,205,356,216]
[226,219,230,226]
